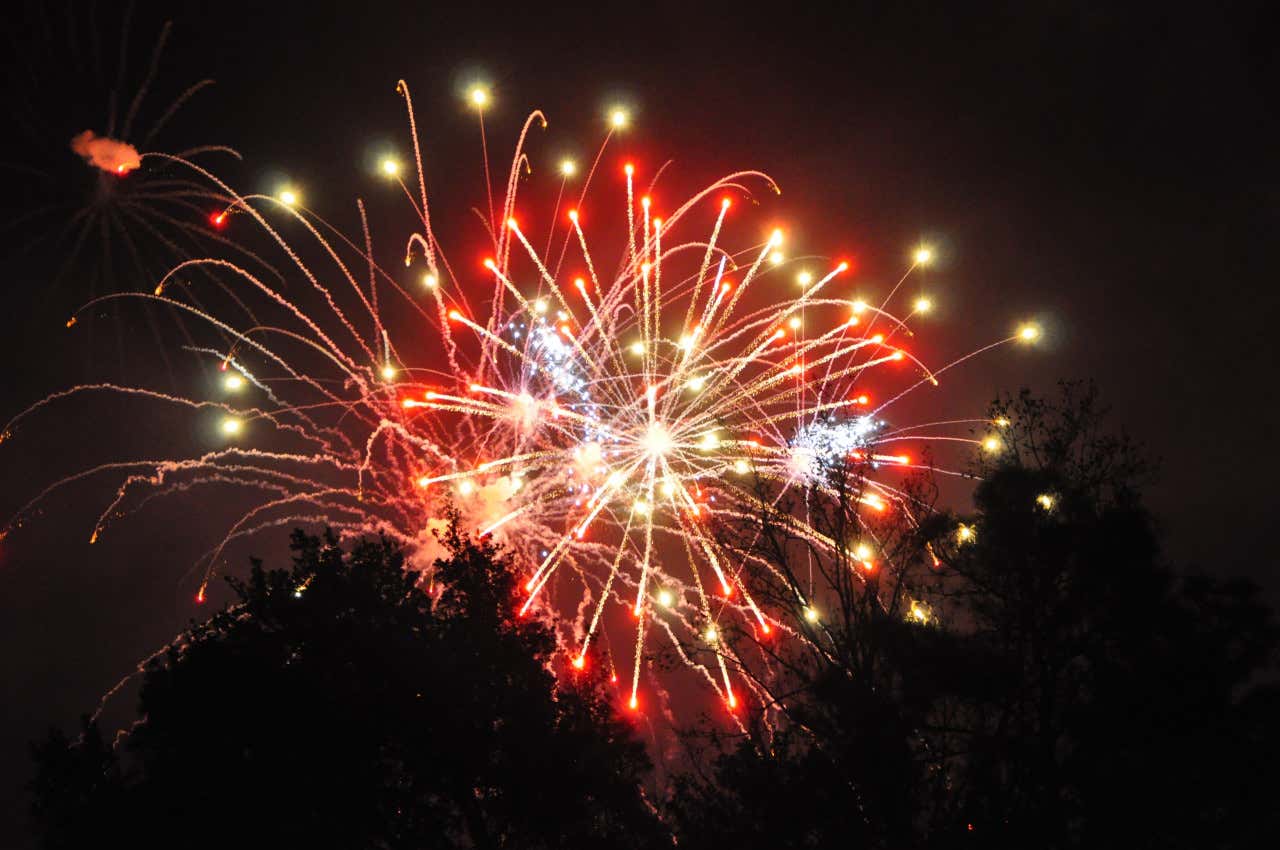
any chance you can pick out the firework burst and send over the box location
[2,80,1040,715]
[1,3,271,381]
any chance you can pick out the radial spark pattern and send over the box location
[2,81,1040,714]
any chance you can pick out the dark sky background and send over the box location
[2,0,1277,842]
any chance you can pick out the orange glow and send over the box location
[568,209,578,221]
[892,350,905,361]
[721,197,731,209]
[448,310,461,320]
[572,655,585,669]
[628,696,638,710]
[624,163,634,176]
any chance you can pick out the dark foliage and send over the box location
[674,383,1280,850]
[30,520,665,849]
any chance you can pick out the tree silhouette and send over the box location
[675,383,1280,849]
[30,520,666,849]
[936,384,1280,848]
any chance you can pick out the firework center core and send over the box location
[644,423,674,457]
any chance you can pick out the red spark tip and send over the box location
[572,655,585,669]
[628,696,639,711]
[195,591,206,604]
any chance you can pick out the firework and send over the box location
[1,4,268,380]
[2,80,1040,715]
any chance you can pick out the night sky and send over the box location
[2,1,1277,841]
